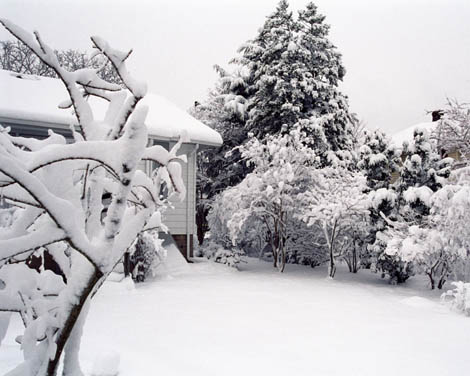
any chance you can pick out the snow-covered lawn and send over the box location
[2,258,470,375]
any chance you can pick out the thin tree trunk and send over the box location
[325,220,337,278]
[45,268,103,376]
[427,272,435,290]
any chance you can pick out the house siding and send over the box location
[162,142,197,259]
[2,122,199,259]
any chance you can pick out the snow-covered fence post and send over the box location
[0,20,187,376]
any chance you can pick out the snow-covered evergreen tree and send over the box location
[234,0,299,138]
[358,129,401,273]
[366,188,414,284]
[190,65,251,244]
[233,0,354,164]
[397,128,452,195]
[358,129,400,190]
[295,2,353,156]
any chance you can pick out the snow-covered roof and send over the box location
[391,122,437,148]
[0,70,222,147]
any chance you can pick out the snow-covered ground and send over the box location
[2,258,470,376]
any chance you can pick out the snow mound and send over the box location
[91,351,120,376]
[153,233,190,277]
[401,296,436,309]
[121,276,135,291]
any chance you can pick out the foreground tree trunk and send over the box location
[46,269,102,375]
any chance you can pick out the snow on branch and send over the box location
[0,19,187,375]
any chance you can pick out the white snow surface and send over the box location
[91,351,120,376]
[391,122,436,149]
[1,258,470,376]
[0,70,222,146]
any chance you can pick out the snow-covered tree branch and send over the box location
[0,20,186,376]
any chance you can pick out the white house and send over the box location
[0,69,222,260]
[391,121,437,150]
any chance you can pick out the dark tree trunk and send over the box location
[123,252,131,277]
[195,204,208,246]
[46,268,103,375]
[427,272,435,290]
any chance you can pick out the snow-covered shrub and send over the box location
[128,232,165,282]
[198,241,245,269]
[358,128,400,190]
[298,168,369,278]
[378,179,470,289]
[0,20,186,375]
[368,129,453,285]
[427,182,470,283]
[397,128,452,197]
[441,282,470,316]
[206,192,242,250]
[285,218,327,268]
[366,188,414,284]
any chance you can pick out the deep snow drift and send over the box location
[2,258,469,376]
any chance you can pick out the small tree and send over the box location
[298,168,368,278]
[435,98,470,164]
[358,129,400,190]
[397,128,452,199]
[0,20,186,375]
[224,127,318,272]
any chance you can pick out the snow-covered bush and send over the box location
[383,225,452,289]
[368,128,453,285]
[397,128,452,197]
[379,174,470,289]
[285,218,327,268]
[0,20,186,375]
[206,192,243,250]
[366,188,413,283]
[441,282,470,316]
[197,241,245,269]
[426,182,470,283]
[128,232,165,282]
[358,128,400,190]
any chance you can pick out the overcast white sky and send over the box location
[1,0,470,135]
